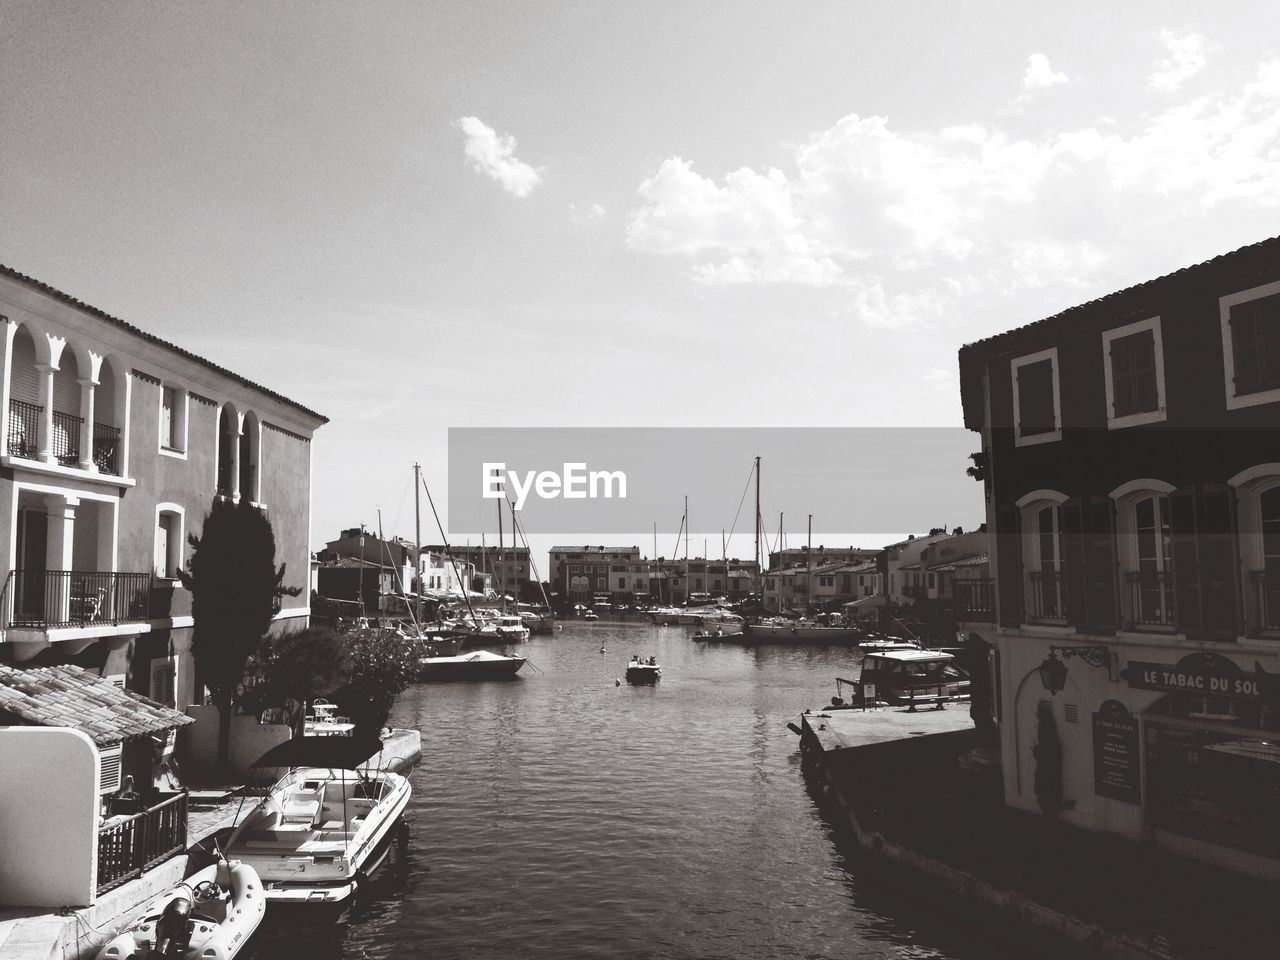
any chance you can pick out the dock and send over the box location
[797,709,1276,959]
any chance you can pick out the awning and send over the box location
[0,664,193,747]
[251,734,385,769]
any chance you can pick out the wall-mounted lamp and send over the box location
[1038,645,1109,694]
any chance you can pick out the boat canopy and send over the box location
[863,649,956,664]
[251,734,384,769]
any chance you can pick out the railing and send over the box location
[97,791,187,894]
[955,578,995,621]
[6,570,153,629]
[1028,570,1067,623]
[1126,571,1177,629]
[7,398,41,458]
[1253,571,1280,633]
[93,422,121,475]
[51,410,82,466]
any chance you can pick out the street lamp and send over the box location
[1037,645,1109,694]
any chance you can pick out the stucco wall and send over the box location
[177,704,290,783]
[0,727,99,907]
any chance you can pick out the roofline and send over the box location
[0,264,328,424]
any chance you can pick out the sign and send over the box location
[1121,652,1279,703]
[1092,700,1140,803]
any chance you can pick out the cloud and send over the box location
[570,202,607,222]
[1150,31,1207,92]
[457,116,542,197]
[922,367,953,382]
[626,52,1280,332]
[1022,53,1070,91]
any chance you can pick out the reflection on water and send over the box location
[242,620,1019,959]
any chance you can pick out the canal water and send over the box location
[244,620,1021,959]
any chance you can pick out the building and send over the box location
[424,544,530,596]
[767,545,879,571]
[0,266,325,711]
[548,546,640,601]
[958,235,1280,880]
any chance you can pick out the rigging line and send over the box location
[667,512,685,562]
[722,460,756,546]
[418,471,481,628]
[378,510,418,634]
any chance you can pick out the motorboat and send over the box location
[481,614,530,642]
[692,628,745,642]
[223,737,411,907]
[831,649,971,711]
[96,859,265,959]
[519,607,556,634]
[625,656,661,684]
[583,609,599,621]
[744,618,861,643]
[418,649,526,680]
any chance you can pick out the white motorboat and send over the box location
[583,609,599,621]
[625,656,661,684]
[96,859,264,959]
[519,607,556,634]
[223,738,411,907]
[418,649,526,680]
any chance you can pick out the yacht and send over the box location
[223,739,411,907]
[418,648,527,681]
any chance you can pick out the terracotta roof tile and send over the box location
[0,663,193,747]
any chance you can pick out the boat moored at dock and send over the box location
[418,649,527,681]
[223,738,411,907]
[96,859,265,960]
[831,649,970,711]
[744,618,861,643]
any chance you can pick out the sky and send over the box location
[3,2,1280,570]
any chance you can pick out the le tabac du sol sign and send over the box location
[1121,652,1280,702]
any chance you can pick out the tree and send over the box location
[240,626,349,737]
[179,497,301,775]
[966,450,987,483]
[334,630,418,740]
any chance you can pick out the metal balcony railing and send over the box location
[7,398,40,458]
[51,409,82,466]
[93,422,121,475]
[955,578,995,621]
[1028,570,1068,623]
[1126,571,1177,629]
[97,791,187,894]
[4,570,153,629]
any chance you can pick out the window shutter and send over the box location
[1169,485,1203,634]
[1085,495,1118,631]
[995,503,1023,627]
[1060,498,1089,629]
[99,745,122,794]
[150,657,175,708]
[1198,483,1240,638]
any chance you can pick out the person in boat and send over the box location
[648,655,656,665]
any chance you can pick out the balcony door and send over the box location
[15,508,47,622]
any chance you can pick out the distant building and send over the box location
[767,546,879,571]
[423,544,530,596]
[549,546,640,601]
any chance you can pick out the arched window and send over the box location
[1262,487,1280,632]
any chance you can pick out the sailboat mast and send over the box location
[684,495,689,607]
[413,463,422,625]
[497,495,505,612]
[754,456,761,597]
[807,513,813,617]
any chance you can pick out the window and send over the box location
[1012,348,1061,446]
[1222,281,1280,409]
[617,577,625,590]
[1103,317,1166,428]
[150,657,176,708]
[1033,504,1065,621]
[98,745,122,794]
[1134,495,1175,627]
[155,509,183,579]
[1262,487,1280,631]
[928,572,936,589]
[158,385,188,455]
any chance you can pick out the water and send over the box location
[243,620,1020,959]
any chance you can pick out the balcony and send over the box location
[955,578,995,622]
[1251,571,1280,634]
[97,791,188,894]
[7,398,123,475]
[1028,570,1067,623]
[3,570,154,630]
[1125,571,1177,630]
[7,398,40,458]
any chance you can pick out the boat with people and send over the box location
[417,648,527,681]
[583,609,599,620]
[95,859,265,960]
[625,655,661,684]
[222,736,411,907]
[692,627,746,642]
[829,648,971,711]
